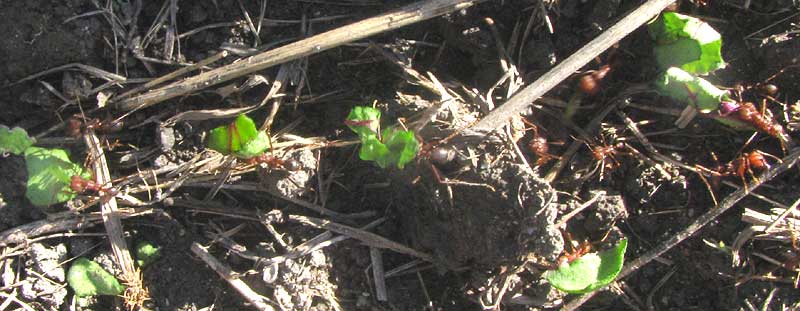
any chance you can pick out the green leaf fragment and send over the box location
[67,257,125,297]
[382,128,419,169]
[649,12,724,75]
[206,114,270,159]
[358,136,389,164]
[0,125,35,155]
[346,106,381,139]
[545,239,627,294]
[134,241,162,268]
[24,147,87,207]
[655,67,729,112]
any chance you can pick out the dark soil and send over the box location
[1,0,800,311]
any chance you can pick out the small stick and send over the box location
[191,243,277,311]
[554,191,605,229]
[114,50,228,101]
[763,197,800,233]
[370,248,388,301]
[287,215,435,262]
[115,0,482,111]
[471,0,676,132]
[561,147,800,311]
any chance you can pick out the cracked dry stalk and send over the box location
[84,131,148,309]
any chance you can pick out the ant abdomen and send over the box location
[430,145,457,166]
[283,159,301,171]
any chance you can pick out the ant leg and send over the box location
[694,166,719,206]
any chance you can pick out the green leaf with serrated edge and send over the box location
[135,241,162,268]
[0,125,35,155]
[346,106,381,139]
[67,257,125,297]
[382,128,419,169]
[545,239,627,294]
[649,12,724,75]
[24,147,88,206]
[206,114,269,158]
[655,67,729,112]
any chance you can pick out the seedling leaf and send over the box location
[649,12,724,75]
[545,239,627,294]
[346,106,381,139]
[655,67,729,112]
[24,147,88,206]
[359,136,389,164]
[0,125,35,155]
[67,257,125,297]
[382,128,419,169]
[206,114,270,159]
[134,241,162,268]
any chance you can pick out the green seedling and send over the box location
[206,114,271,159]
[0,125,35,155]
[67,257,125,297]
[649,12,724,75]
[544,239,627,294]
[134,241,162,268]
[345,106,419,169]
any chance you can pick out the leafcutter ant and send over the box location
[697,150,781,195]
[66,115,124,137]
[245,153,301,171]
[68,174,119,203]
[580,137,630,181]
[521,119,559,166]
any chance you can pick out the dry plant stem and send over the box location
[83,132,141,298]
[0,208,153,247]
[287,215,435,262]
[115,0,481,111]
[370,248,388,302]
[115,50,228,101]
[562,147,800,311]
[190,243,277,311]
[471,0,676,132]
[554,191,605,229]
[763,197,800,233]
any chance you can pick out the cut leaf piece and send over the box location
[649,12,724,75]
[134,241,162,268]
[206,114,270,159]
[382,128,419,169]
[358,136,389,164]
[545,239,627,294]
[67,257,125,297]
[346,106,381,139]
[24,147,88,206]
[655,67,729,112]
[0,125,35,155]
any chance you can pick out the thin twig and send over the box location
[191,243,277,311]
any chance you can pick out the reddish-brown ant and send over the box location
[580,138,629,180]
[698,150,781,195]
[69,175,119,202]
[245,153,300,171]
[578,64,612,96]
[66,115,124,137]
[521,119,559,166]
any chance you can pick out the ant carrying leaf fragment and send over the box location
[345,106,419,169]
[24,147,90,206]
[544,239,627,294]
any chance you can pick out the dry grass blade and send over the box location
[562,147,800,311]
[84,131,146,309]
[191,243,278,311]
[10,63,126,86]
[115,0,483,111]
[471,0,677,133]
[287,215,435,262]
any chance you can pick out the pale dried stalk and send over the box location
[191,243,277,311]
[115,0,481,111]
[84,131,145,309]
